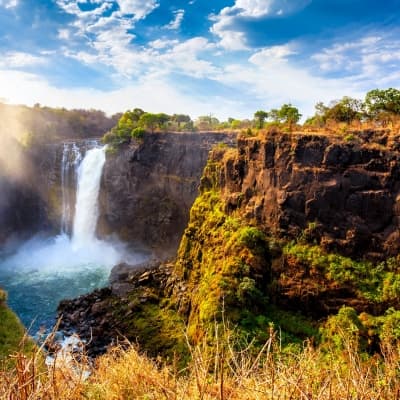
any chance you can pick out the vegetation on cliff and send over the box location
[3,88,400,398]
[173,149,317,348]
[0,289,35,363]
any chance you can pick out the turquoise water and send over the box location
[0,234,145,334]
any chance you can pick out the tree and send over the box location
[254,110,269,128]
[139,113,159,133]
[277,103,302,126]
[365,88,400,125]
[325,97,363,123]
[131,108,145,121]
[156,113,170,129]
[195,115,220,130]
[172,114,192,129]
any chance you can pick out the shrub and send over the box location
[131,127,145,139]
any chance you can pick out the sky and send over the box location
[0,0,399,120]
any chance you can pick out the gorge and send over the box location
[0,132,235,335]
[0,142,143,333]
[57,128,400,358]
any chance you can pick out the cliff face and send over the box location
[0,175,48,244]
[0,139,49,244]
[219,131,400,261]
[58,130,400,357]
[98,132,236,257]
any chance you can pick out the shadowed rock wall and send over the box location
[98,132,236,257]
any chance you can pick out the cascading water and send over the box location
[0,141,147,333]
[60,143,82,235]
[72,146,106,248]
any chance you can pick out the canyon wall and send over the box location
[219,130,400,260]
[98,132,236,257]
[58,129,400,357]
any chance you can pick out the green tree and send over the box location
[254,110,269,128]
[139,113,159,133]
[365,88,400,125]
[155,113,171,130]
[277,103,302,126]
[325,97,363,123]
[195,115,220,130]
[172,114,192,129]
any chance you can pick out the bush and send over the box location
[131,127,145,139]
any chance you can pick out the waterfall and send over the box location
[0,142,146,333]
[60,143,83,234]
[72,145,106,248]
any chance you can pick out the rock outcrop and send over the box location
[98,132,236,258]
[58,129,400,358]
[220,130,400,260]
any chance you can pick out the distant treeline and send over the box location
[0,103,121,145]
[103,88,400,148]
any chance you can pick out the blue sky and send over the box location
[0,0,399,120]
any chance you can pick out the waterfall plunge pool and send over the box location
[0,143,148,334]
[0,233,147,334]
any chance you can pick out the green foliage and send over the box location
[237,226,267,253]
[326,96,363,123]
[0,298,36,361]
[170,114,193,131]
[379,308,400,343]
[344,133,355,142]
[277,103,302,125]
[262,103,302,128]
[283,242,400,303]
[139,112,171,133]
[254,110,269,128]
[131,127,145,139]
[176,178,271,343]
[194,115,220,130]
[321,307,366,351]
[365,88,400,119]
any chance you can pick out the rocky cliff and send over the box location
[98,132,236,257]
[0,139,49,244]
[219,130,400,261]
[59,129,400,358]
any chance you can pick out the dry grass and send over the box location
[1,326,400,400]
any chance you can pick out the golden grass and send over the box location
[1,327,400,400]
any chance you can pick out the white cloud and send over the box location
[0,69,243,119]
[0,0,18,8]
[116,0,159,20]
[149,39,179,49]
[165,9,185,30]
[212,44,364,118]
[210,0,311,50]
[234,0,310,17]
[58,29,71,40]
[161,37,219,78]
[249,44,296,62]
[312,34,400,86]
[0,51,47,68]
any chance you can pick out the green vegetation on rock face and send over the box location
[281,241,400,353]
[173,151,320,347]
[283,242,400,303]
[0,289,35,362]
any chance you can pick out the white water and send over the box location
[72,146,106,248]
[0,141,147,332]
[60,143,82,235]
